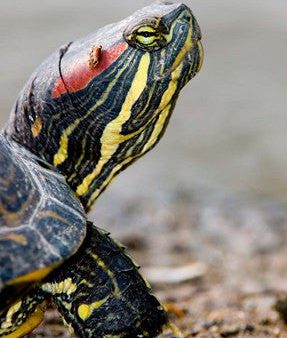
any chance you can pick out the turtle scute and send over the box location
[0,135,86,289]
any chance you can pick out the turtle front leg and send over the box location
[41,222,168,338]
[0,290,46,338]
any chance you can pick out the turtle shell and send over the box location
[0,134,86,290]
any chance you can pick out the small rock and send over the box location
[243,323,255,333]
[274,297,287,324]
[220,326,240,337]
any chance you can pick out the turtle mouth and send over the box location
[171,37,202,72]
[191,38,204,73]
[156,37,203,80]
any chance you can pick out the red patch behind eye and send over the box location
[52,42,128,99]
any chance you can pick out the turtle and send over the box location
[0,2,203,337]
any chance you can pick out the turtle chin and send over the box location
[185,39,204,82]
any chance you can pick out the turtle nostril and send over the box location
[192,33,202,41]
[158,1,175,5]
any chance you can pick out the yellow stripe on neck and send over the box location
[142,64,183,153]
[87,104,172,207]
[76,53,151,197]
[86,64,182,208]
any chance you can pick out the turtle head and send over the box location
[6,2,203,211]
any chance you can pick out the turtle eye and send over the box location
[124,21,168,52]
[136,32,158,45]
[135,26,159,45]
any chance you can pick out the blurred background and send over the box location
[0,0,286,207]
[1,1,287,336]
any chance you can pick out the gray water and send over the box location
[0,1,286,214]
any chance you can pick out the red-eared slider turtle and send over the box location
[0,2,203,337]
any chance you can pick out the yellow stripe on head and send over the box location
[53,55,132,169]
[76,53,151,197]
[137,26,157,34]
[170,25,193,72]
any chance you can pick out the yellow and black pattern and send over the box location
[0,223,167,338]
[0,292,45,338]
[7,3,203,211]
[43,223,167,338]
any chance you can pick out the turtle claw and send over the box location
[161,322,184,338]
[164,303,186,319]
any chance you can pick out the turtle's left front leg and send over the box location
[41,222,168,338]
[0,289,46,338]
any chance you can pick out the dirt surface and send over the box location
[26,193,287,337]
